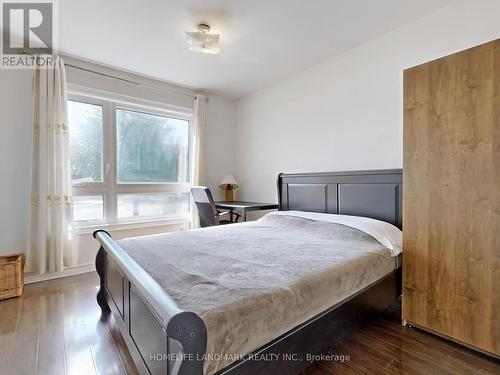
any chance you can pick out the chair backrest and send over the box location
[191,186,219,227]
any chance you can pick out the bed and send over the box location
[94,169,403,375]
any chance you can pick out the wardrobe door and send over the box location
[403,39,499,357]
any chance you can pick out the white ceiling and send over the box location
[59,0,456,98]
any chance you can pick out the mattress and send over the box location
[117,212,400,374]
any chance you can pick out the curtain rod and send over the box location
[65,63,196,100]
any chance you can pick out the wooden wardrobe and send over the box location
[403,38,499,358]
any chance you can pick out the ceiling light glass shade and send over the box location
[185,31,221,54]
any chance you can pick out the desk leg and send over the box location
[242,209,247,222]
[230,209,233,223]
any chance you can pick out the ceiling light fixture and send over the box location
[185,24,221,54]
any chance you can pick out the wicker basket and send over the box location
[0,254,25,300]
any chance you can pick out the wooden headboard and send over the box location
[277,169,403,229]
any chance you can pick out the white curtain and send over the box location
[190,94,207,228]
[26,56,76,274]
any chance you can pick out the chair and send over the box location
[191,187,240,227]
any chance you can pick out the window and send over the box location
[117,193,190,219]
[68,101,104,183]
[68,94,192,226]
[73,195,104,221]
[116,109,189,184]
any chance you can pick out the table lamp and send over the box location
[219,175,239,202]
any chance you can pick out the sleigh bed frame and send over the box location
[94,169,403,375]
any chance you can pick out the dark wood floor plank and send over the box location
[84,316,127,375]
[5,336,38,375]
[37,324,66,375]
[39,285,62,331]
[63,321,97,375]
[341,337,394,368]
[360,322,475,375]
[0,333,14,375]
[0,296,22,336]
[369,318,479,364]
[350,331,430,375]
[317,360,365,375]
[448,349,500,375]
[385,358,433,375]
[326,349,388,375]
[18,282,42,318]
[14,309,40,340]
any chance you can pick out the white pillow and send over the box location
[268,211,402,257]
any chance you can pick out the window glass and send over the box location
[68,100,104,183]
[73,195,104,221]
[117,193,189,218]
[116,109,189,184]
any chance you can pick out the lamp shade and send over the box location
[219,175,239,189]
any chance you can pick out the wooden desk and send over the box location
[214,201,278,222]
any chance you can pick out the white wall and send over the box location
[235,0,500,204]
[0,70,34,255]
[0,65,236,259]
[204,95,236,200]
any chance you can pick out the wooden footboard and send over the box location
[94,229,401,375]
[94,230,207,375]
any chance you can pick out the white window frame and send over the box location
[68,89,193,230]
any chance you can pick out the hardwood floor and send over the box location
[0,272,137,375]
[0,272,498,375]
[303,303,500,375]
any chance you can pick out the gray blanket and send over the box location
[118,214,396,374]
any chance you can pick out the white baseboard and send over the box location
[24,263,96,284]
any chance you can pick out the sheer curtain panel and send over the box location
[190,94,207,228]
[27,56,76,274]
